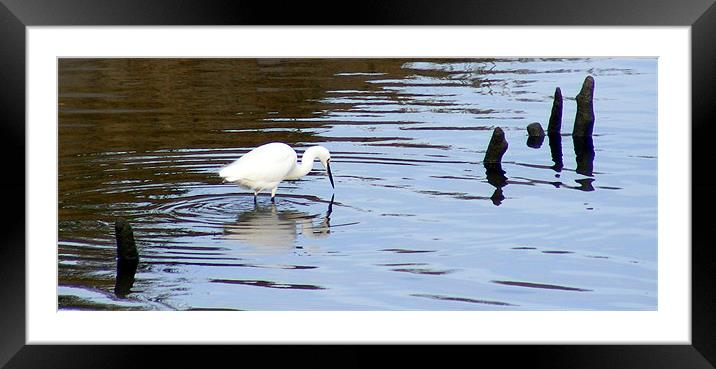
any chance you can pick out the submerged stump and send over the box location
[573,76,595,137]
[527,122,545,137]
[484,127,508,173]
[526,122,545,148]
[115,218,139,262]
[115,218,139,298]
[484,127,509,206]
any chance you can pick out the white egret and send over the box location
[219,142,334,202]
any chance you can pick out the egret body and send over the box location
[219,142,334,202]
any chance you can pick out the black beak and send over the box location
[327,161,335,189]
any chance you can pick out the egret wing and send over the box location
[219,143,297,185]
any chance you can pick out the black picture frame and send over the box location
[2,0,714,367]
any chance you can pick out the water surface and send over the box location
[58,58,657,310]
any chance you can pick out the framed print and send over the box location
[3,0,716,367]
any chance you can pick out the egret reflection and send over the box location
[222,196,333,253]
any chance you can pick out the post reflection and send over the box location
[484,163,508,206]
[526,135,545,149]
[548,133,564,172]
[114,258,138,298]
[223,196,333,253]
[575,178,595,192]
[114,218,139,298]
[573,135,595,177]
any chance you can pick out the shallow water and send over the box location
[58,58,657,310]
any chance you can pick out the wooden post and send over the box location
[573,76,595,137]
[484,127,508,173]
[548,87,563,135]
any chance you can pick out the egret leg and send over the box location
[253,190,259,204]
[270,187,277,203]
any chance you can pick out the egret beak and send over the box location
[326,161,335,189]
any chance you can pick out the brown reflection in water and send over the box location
[57,296,148,311]
[58,58,473,244]
[59,58,471,155]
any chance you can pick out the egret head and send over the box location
[310,146,334,188]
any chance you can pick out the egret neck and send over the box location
[286,146,334,187]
